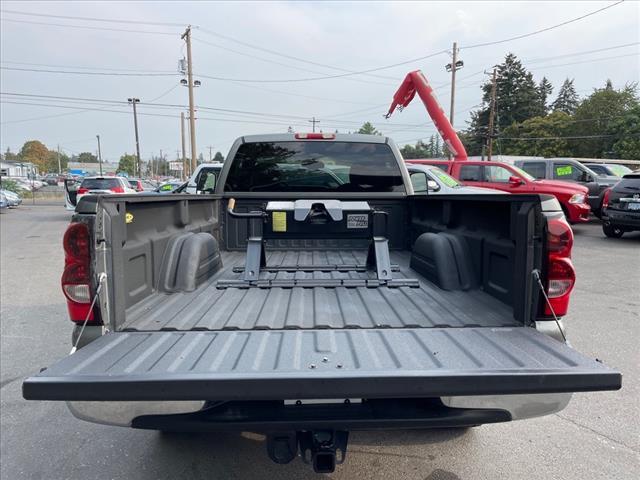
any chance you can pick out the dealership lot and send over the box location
[1,206,638,480]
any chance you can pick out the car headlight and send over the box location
[569,193,586,204]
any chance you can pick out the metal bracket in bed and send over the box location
[224,198,418,289]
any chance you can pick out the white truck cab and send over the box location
[184,163,223,194]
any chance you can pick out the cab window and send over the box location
[459,165,482,182]
[410,171,428,193]
[553,163,583,181]
[484,165,512,183]
[521,162,546,179]
[196,169,218,193]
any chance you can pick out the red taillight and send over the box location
[61,222,101,324]
[544,257,576,317]
[110,186,125,193]
[547,217,573,258]
[295,132,336,140]
[77,187,89,194]
[601,188,611,210]
[543,217,576,318]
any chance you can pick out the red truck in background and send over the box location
[407,159,591,224]
[386,70,591,224]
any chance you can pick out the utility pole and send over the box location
[128,98,141,176]
[96,135,103,176]
[445,42,463,126]
[208,145,213,162]
[308,117,320,132]
[487,68,498,162]
[180,112,187,179]
[57,144,61,174]
[182,26,197,174]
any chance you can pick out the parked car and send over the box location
[43,174,62,186]
[513,158,618,217]
[155,181,185,193]
[408,159,591,224]
[584,163,633,178]
[601,173,640,238]
[407,164,506,195]
[0,192,8,211]
[0,189,22,207]
[126,178,145,192]
[23,133,620,473]
[185,163,223,194]
[65,176,136,210]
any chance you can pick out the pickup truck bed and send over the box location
[123,249,516,331]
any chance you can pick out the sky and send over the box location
[1,0,638,165]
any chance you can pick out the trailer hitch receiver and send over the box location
[299,430,349,473]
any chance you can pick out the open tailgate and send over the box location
[23,327,620,401]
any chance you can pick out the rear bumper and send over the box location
[565,202,591,223]
[603,209,640,230]
[66,393,572,429]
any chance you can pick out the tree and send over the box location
[357,122,381,135]
[77,151,98,163]
[500,111,573,157]
[537,77,554,114]
[551,78,580,115]
[197,153,204,165]
[213,151,225,162]
[464,53,543,155]
[571,81,638,158]
[3,147,18,162]
[610,104,640,159]
[45,150,69,173]
[18,140,50,172]
[117,154,137,176]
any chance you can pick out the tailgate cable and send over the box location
[532,269,567,343]
[70,273,107,355]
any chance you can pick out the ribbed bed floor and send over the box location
[123,250,517,331]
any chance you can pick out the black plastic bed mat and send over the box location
[23,327,620,401]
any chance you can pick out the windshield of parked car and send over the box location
[225,141,405,192]
[511,165,536,182]
[429,168,461,188]
[608,165,632,177]
[80,178,122,190]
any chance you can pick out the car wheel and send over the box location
[602,223,624,238]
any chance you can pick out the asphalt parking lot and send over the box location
[1,205,638,480]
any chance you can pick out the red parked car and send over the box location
[408,159,591,224]
[127,178,144,192]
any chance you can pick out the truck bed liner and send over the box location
[123,250,516,332]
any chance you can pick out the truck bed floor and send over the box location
[123,250,517,331]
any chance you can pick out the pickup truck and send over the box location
[408,159,592,224]
[23,133,620,473]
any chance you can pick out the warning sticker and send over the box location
[272,211,287,232]
[556,165,573,177]
[125,212,134,224]
[347,214,369,229]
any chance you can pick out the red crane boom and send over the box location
[386,70,468,161]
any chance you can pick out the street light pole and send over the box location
[128,98,141,176]
[96,135,103,176]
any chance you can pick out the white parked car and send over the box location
[66,176,137,210]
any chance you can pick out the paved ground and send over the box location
[1,205,638,480]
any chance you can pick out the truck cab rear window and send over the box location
[224,141,405,193]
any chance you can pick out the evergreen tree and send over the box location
[537,77,554,114]
[464,53,542,155]
[357,122,382,135]
[213,151,225,162]
[551,78,580,115]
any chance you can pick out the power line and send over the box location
[461,1,626,50]
[498,133,637,141]
[195,28,398,82]
[0,60,177,73]
[0,9,188,27]
[0,66,178,77]
[192,36,394,87]
[0,17,179,35]
[523,41,639,64]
